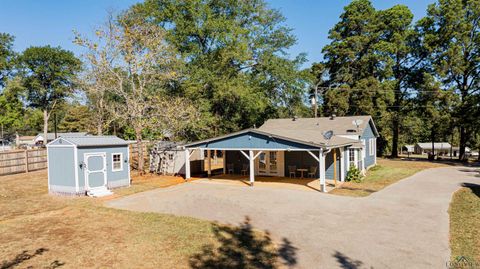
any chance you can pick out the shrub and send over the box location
[346,165,362,183]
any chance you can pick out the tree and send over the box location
[59,104,93,132]
[418,0,480,160]
[0,77,25,133]
[18,46,81,146]
[0,33,16,87]
[130,0,308,136]
[75,12,198,174]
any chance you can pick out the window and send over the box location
[168,153,174,160]
[112,153,123,172]
[349,149,355,167]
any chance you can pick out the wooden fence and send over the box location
[0,149,47,176]
[129,142,151,171]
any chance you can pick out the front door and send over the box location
[84,152,107,191]
[257,151,281,176]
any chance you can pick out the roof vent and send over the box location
[346,129,356,133]
[292,116,298,121]
[330,114,336,120]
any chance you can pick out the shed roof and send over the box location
[52,136,128,147]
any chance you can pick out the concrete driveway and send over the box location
[107,166,479,268]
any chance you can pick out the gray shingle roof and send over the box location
[416,142,451,150]
[185,116,375,148]
[61,136,128,147]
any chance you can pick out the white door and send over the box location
[84,152,107,191]
[257,151,284,176]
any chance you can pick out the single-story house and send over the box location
[414,142,451,155]
[35,132,88,146]
[402,145,414,154]
[451,146,472,157]
[183,115,379,192]
[47,136,130,196]
[15,135,36,148]
[149,141,204,175]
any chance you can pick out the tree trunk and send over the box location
[135,128,144,175]
[97,122,103,135]
[459,126,467,161]
[391,116,399,158]
[43,109,49,147]
[431,127,435,160]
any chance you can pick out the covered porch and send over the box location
[184,129,358,192]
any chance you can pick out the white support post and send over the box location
[185,148,191,180]
[207,149,211,177]
[249,150,254,187]
[340,147,345,182]
[222,150,226,174]
[319,149,326,192]
[346,148,350,173]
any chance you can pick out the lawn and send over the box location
[449,184,480,263]
[0,171,284,269]
[330,158,447,197]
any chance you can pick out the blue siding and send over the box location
[77,146,130,188]
[284,151,320,178]
[361,120,376,168]
[188,131,318,150]
[325,149,341,180]
[48,147,76,187]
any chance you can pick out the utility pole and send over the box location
[311,82,322,118]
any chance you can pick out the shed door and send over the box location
[84,152,107,190]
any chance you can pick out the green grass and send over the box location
[449,185,480,262]
[330,158,446,197]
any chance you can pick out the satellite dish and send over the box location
[323,130,334,141]
[352,119,364,128]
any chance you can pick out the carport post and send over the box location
[185,148,191,180]
[249,150,254,186]
[319,149,326,192]
[340,148,345,182]
[207,149,211,177]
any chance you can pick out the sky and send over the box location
[0,0,432,66]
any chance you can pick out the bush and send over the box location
[346,165,362,183]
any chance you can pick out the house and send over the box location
[149,141,204,175]
[35,132,88,146]
[451,146,472,157]
[402,145,415,155]
[183,115,379,192]
[15,135,36,148]
[46,136,130,196]
[414,142,451,156]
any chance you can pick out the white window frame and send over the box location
[369,138,374,156]
[112,152,123,172]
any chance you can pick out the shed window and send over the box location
[112,153,123,172]
[369,138,375,156]
[349,149,355,168]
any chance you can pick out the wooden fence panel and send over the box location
[0,149,47,176]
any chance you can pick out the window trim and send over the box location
[112,152,123,172]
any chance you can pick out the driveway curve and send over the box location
[107,166,479,268]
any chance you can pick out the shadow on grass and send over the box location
[189,217,298,269]
[1,248,65,269]
[461,183,480,199]
[333,251,366,269]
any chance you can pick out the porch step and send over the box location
[87,187,113,197]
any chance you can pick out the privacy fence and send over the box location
[0,149,48,176]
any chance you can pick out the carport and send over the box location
[183,129,357,192]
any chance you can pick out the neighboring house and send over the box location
[35,132,88,146]
[149,141,204,176]
[402,145,415,154]
[46,136,130,196]
[414,142,451,156]
[183,115,379,192]
[15,135,36,149]
[451,146,472,157]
